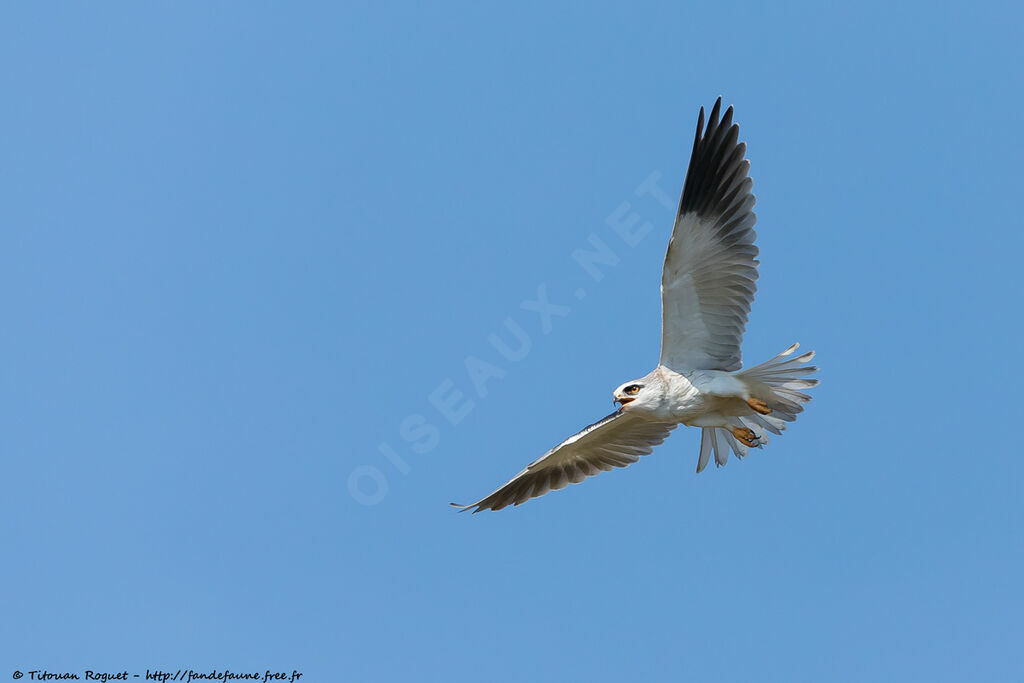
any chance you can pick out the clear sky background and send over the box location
[2,2,1022,681]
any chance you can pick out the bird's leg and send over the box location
[746,397,771,415]
[732,426,759,447]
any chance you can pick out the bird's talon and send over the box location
[731,426,758,448]
[747,397,771,415]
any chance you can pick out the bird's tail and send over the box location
[696,343,819,472]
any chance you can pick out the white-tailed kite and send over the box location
[454,98,818,513]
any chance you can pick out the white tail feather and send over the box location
[697,343,819,470]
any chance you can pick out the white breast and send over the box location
[658,367,701,419]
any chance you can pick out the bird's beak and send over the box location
[614,396,635,407]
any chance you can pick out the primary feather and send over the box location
[660,98,758,373]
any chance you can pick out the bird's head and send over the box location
[613,371,667,413]
[613,380,646,409]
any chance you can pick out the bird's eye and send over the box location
[626,385,641,394]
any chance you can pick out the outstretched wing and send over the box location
[452,411,676,513]
[660,97,759,373]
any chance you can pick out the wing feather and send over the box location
[452,411,676,513]
[660,97,759,372]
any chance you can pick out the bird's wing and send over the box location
[452,411,677,513]
[660,98,759,373]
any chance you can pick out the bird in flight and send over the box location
[453,98,819,513]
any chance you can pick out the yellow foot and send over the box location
[732,426,758,447]
[747,397,771,415]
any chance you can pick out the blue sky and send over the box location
[2,2,1022,681]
